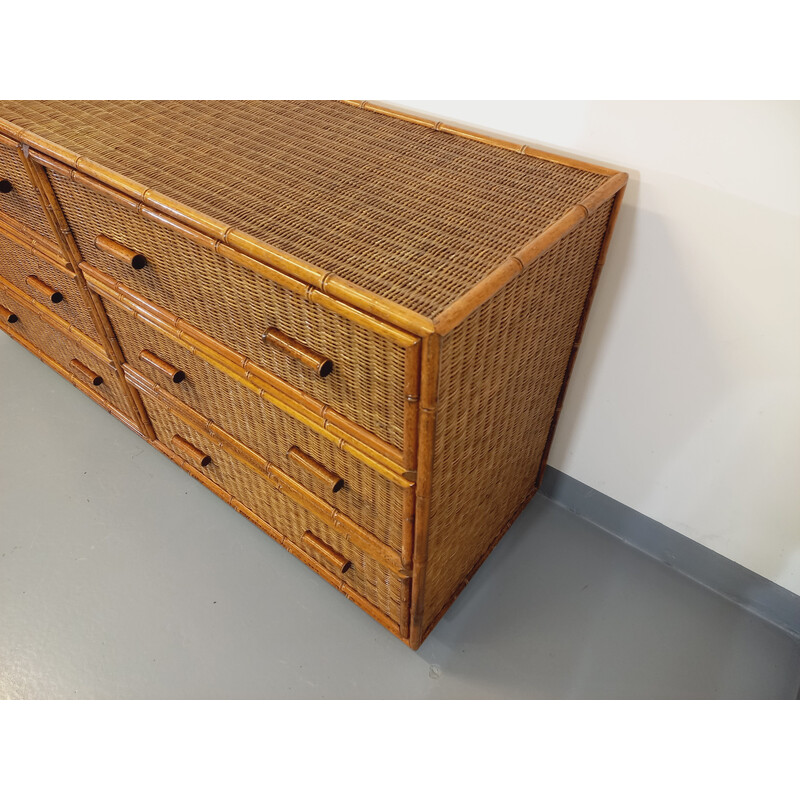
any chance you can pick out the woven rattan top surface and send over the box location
[0,101,608,319]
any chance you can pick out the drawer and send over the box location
[0,229,101,343]
[0,285,133,418]
[101,293,410,554]
[140,390,407,626]
[45,168,415,453]
[0,135,55,242]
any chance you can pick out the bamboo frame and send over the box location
[408,333,440,649]
[534,182,628,489]
[18,148,157,440]
[0,102,629,647]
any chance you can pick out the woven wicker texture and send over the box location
[0,231,100,343]
[0,283,132,416]
[421,200,614,632]
[102,295,407,552]
[46,170,408,451]
[0,137,55,242]
[141,393,405,623]
[0,101,607,318]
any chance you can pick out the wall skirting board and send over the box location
[539,467,800,640]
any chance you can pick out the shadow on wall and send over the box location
[548,164,800,592]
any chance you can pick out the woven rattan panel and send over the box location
[0,137,55,241]
[0,283,132,418]
[101,296,407,552]
[0,101,606,318]
[421,200,615,633]
[0,231,100,343]
[141,393,405,624]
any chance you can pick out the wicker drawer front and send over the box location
[102,295,408,552]
[46,170,410,452]
[0,286,132,416]
[0,230,100,343]
[141,392,406,625]
[0,137,55,242]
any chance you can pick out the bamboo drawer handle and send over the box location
[1,304,18,323]
[287,445,344,493]
[302,531,352,574]
[139,349,186,383]
[26,275,63,304]
[69,358,103,386]
[261,327,333,377]
[171,435,212,467]
[95,234,148,270]
[0,179,12,193]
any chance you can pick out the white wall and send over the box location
[386,101,800,596]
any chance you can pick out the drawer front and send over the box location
[102,295,407,553]
[47,169,410,451]
[0,137,55,241]
[141,392,406,625]
[0,286,133,417]
[0,230,100,343]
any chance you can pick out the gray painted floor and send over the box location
[2,334,799,699]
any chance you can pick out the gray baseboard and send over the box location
[539,466,800,640]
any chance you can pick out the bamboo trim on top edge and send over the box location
[432,171,628,335]
[0,116,434,337]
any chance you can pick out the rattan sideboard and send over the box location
[0,101,626,648]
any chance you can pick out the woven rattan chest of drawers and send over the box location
[0,101,626,648]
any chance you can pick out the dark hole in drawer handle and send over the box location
[171,435,212,467]
[139,349,186,383]
[95,234,148,270]
[69,358,103,386]
[25,275,63,303]
[1,304,18,324]
[302,531,352,574]
[0,179,12,193]
[261,327,333,377]
[287,445,344,493]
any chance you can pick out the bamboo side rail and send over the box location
[127,365,409,578]
[534,183,628,490]
[25,148,434,339]
[19,148,157,440]
[81,261,413,480]
[151,436,402,638]
[342,101,620,176]
[408,333,440,649]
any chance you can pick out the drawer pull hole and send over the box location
[25,275,63,303]
[139,349,186,383]
[171,435,212,467]
[1,305,18,324]
[69,358,103,386]
[0,179,12,193]
[95,234,148,270]
[262,327,333,377]
[287,445,344,493]
[302,531,351,574]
